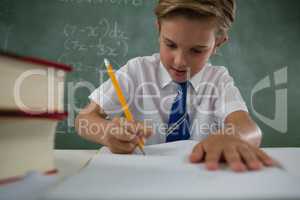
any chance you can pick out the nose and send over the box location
[174,51,187,69]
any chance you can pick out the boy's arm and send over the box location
[224,110,262,147]
[75,101,110,145]
[189,111,275,172]
[75,101,152,153]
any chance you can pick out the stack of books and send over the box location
[0,51,72,184]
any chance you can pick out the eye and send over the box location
[165,41,177,49]
[191,48,203,54]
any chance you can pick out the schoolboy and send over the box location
[75,0,275,172]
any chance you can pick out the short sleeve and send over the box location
[89,60,137,119]
[214,68,248,123]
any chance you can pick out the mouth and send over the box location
[170,67,187,74]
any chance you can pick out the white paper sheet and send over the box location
[44,140,300,200]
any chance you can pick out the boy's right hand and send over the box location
[103,117,153,154]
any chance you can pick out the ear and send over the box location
[212,35,228,55]
[156,20,162,43]
[156,19,161,32]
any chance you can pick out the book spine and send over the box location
[0,110,68,120]
[0,51,73,72]
[0,169,58,185]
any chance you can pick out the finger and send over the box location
[204,148,222,170]
[133,121,153,139]
[189,143,204,163]
[251,146,274,167]
[110,125,137,142]
[108,136,137,154]
[126,121,153,147]
[113,117,136,134]
[112,117,122,125]
[238,145,263,170]
[115,118,153,139]
[223,146,246,172]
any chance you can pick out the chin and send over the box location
[171,75,189,83]
[175,78,188,83]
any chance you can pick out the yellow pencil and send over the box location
[104,58,146,155]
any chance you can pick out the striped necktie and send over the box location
[166,82,190,142]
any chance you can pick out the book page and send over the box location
[99,140,198,156]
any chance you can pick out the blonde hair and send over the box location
[155,0,236,37]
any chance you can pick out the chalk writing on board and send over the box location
[59,0,143,7]
[59,18,129,74]
[58,18,129,133]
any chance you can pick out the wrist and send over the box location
[210,126,240,138]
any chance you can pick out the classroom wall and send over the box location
[1,0,299,149]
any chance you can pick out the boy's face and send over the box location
[158,16,225,83]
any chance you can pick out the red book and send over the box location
[0,111,67,182]
[0,51,71,183]
[0,51,72,113]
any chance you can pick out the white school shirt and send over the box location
[89,53,248,145]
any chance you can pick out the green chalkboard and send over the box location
[1,0,299,149]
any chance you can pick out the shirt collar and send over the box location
[189,62,210,92]
[158,61,210,91]
[158,61,172,88]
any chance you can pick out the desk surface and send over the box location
[54,150,97,178]
[54,148,300,179]
[3,148,299,200]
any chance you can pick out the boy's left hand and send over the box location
[189,134,275,172]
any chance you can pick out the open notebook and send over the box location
[44,140,300,200]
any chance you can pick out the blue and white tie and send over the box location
[166,82,190,142]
